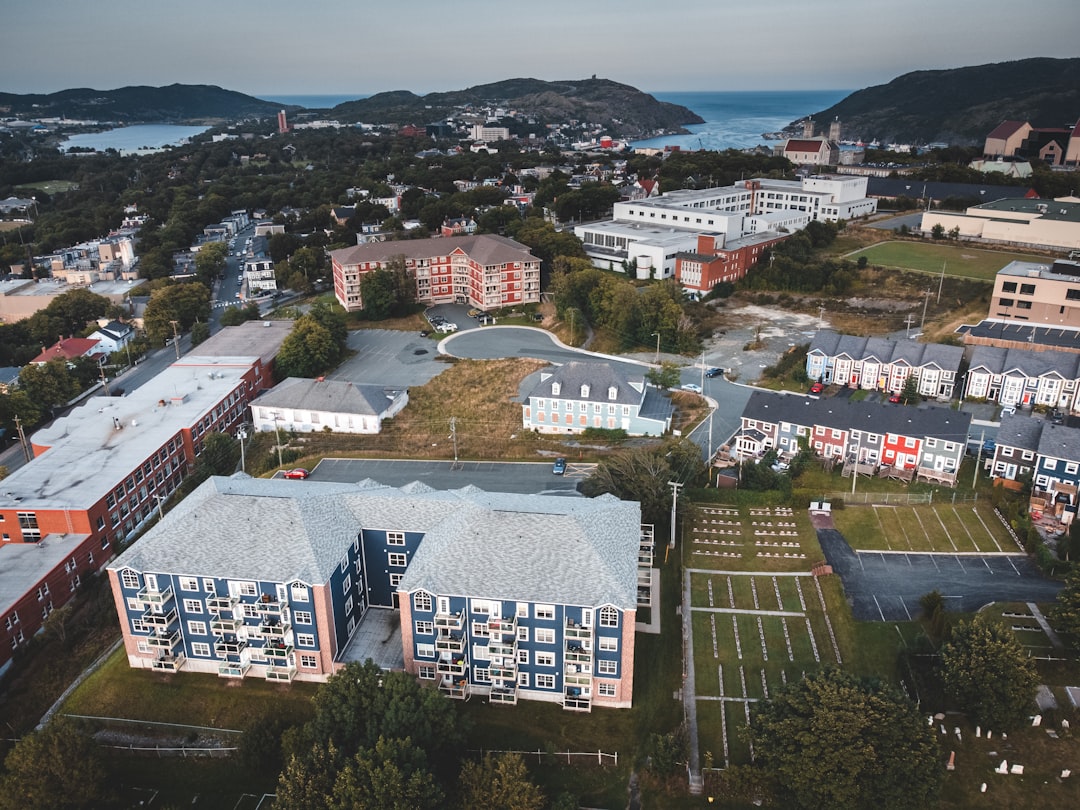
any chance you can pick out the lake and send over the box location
[60,124,210,155]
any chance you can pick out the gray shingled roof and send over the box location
[524,361,645,406]
[807,330,962,371]
[969,345,1080,378]
[251,377,403,417]
[109,477,641,610]
[995,413,1045,453]
[1036,422,1080,464]
[743,390,971,441]
[330,234,537,268]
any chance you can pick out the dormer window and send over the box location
[551,382,561,396]
[608,387,618,400]
[580,384,590,397]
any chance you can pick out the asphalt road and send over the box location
[817,528,1063,621]
[298,457,586,496]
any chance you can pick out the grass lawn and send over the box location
[15,179,80,193]
[832,503,1017,554]
[848,241,1047,282]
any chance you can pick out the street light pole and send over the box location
[652,332,660,365]
[237,426,248,473]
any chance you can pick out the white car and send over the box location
[436,322,458,333]
[681,383,702,393]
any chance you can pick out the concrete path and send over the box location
[1027,602,1065,651]
[681,569,703,794]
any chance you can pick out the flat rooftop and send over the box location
[3,362,253,511]
[998,259,1080,281]
[1,278,144,298]
[0,533,88,616]
[188,320,292,367]
[977,197,1080,223]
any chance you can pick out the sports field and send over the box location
[848,241,1046,281]
[831,502,1022,553]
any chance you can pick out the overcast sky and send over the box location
[5,0,1077,98]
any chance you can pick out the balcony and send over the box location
[566,643,592,664]
[210,616,242,635]
[147,629,181,651]
[265,663,296,683]
[255,596,285,615]
[488,616,517,637]
[151,653,185,672]
[489,685,518,705]
[435,632,465,654]
[434,610,464,631]
[565,620,592,641]
[565,666,592,689]
[141,607,178,628]
[259,619,292,639]
[439,676,470,700]
[436,655,468,676]
[214,638,248,657]
[207,595,238,613]
[136,585,174,608]
[488,663,517,682]
[264,643,294,661]
[217,662,250,679]
[488,639,516,658]
[563,689,592,712]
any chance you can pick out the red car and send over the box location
[283,468,310,480]
[888,394,901,404]
[809,382,824,394]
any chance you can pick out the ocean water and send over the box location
[60,124,209,155]
[632,90,852,151]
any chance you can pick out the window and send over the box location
[472,621,490,638]
[516,649,529,665]
[234,581,257,597]
[597,682,617,697]
[179,577,199,592]
[121,569,140,589]
[1019,283,1036,295]
[516,602,528,618]
[183,599,203,614]
[297,633,315,647]
[474,667,491,684]
[998,297,1015,307]
[1017,300,1032,310]
[300,654,318,669]
[387,531,405,546]
[388,552,407,567]
[599,606,619,627]
[1001,281,1017,293]
[535,673,555,689]
[1066,289,1080,301]
[534,604,554,620]
[191,642,211,657]
[598,659,617,675]
[598,636,618,652]
[415,620,434,635]
[290,583,309,602]
[516,626,528,642]
[294,610,312,624]
[535,652,555,667]
[416,642,435,659]
[187,620,207,635]
[418,665,436,680]
[414,592,432,612]
[342,575,352,595]
[535,628,555,644]
[131,618,148,634]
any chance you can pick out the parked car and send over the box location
[681,383,702,393]
[888,394,901,403]
[1001,405,1016,417]
[552,457,567,475]
[705,367,724,378]
[1051,409,1065,425]
[436,322,458,333]
[283,468,309,480]
[467,308,482,317]
[809,382,824,394]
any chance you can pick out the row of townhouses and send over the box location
[329,234,541,313]
[989,414,1080,527]
[520,362,673,436]
[805,330,964,399]
[734,390,971,487]
[0,322,290,676]
[964,344,1080,412]
[107,475,652,711]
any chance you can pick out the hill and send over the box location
[0,84,290,123]
[805,58,1080,146]
[329,77,704,139]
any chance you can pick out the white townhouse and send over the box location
[963,346,1080,412]
[250,377,408,435]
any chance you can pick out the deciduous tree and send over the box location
[332,736,443,810]
[1051,567,1080,637]
[142,282,211,345]
[748,668,941,810]
[939,614,1039,729]
[456,753,544,810]
[0,717,112,809]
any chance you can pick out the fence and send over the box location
[62,714,244,736]
[471,748,618,766]
[993,507,1026,551]
[102,743,237,758]
[821,491,980,506]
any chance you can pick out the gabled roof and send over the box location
[995,413,1044,453]
[968,345,1080,379]
[31,337,102,364]
[109,476,642,610]
[251,377,404,417]
[807,330,962,373]
[785,139,829,153]
[330,234,537,268]
[92,320,134,341]
[1036,422,1080,465]
[986,120,1029,140]
[524,361,646,406]
[743,390,971,443]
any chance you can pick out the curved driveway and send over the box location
[442,326,752,457]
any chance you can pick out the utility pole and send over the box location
[653,332,661,365]
[169,320,181,360]
[98,360,110,396]
[920,288,930,334]
[937,261,946,303]
[851,432,862,496]
[14,415,31,463]
[237,425,248,474]
[569,310,576,346]
[700,350,706,391]
[972,429,985,488]
[668,481,683,549]
[449,417,459,468]
[904,313,916,339]
[707,409,715,462]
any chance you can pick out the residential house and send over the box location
[735,391,970,486]
[440,217,478,238]
[963,345,1080,412]
[987,413,1042,489]
[330,234,540,313]
[88,320,135,355]
[521,362,673,437]
[805,331,963,399]
[250,377,408,435]
[31,337,103,365]
[1030,422,1080,527]
[107,475,651,711]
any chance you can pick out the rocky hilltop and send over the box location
[804,57,1080,146]
[0,84,289,123]
[329,77,704,139]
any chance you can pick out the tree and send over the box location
[358,267,397,320]
[275,740,343,810]
[1050,567,1080,637]
[19,359,79,413]
[899,373,920,405]
[275,316,339,379]
[195,432,241,478]
[42,288,111,337]
[918,589,949,644]
[582,439,708,524]
[1058,520,1080,564]
[645,361,681,389]
[143,282,211,345]
[0,717,112,809]
[456,753,544,810]
[332,737,444,810]
[194,241,229,286]
[748,668,941,810]
[931,223,945,239]
[938,614,1039,729]
[220,302,262,327]
[190,320,210,346]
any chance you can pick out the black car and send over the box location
[705,367,724,378]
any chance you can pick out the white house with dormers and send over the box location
[250,377,408,435]
[522,362,673,436]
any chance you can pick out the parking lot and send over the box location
[327,329,450,389]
